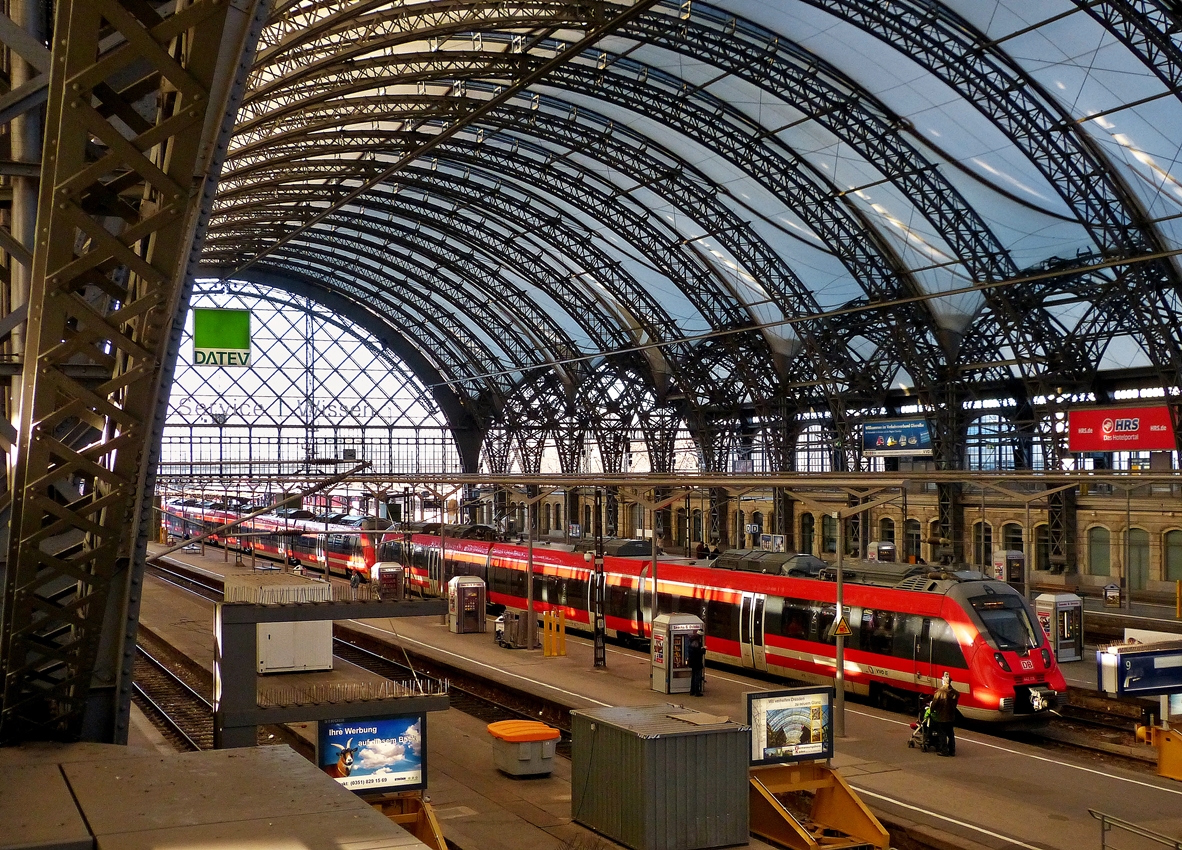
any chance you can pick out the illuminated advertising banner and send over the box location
[318,714,425,793]
[747,686,834,765]
[193,308,251,367]
[862,418,933,457]
[1067,405,1176,453]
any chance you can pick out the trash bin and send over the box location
[487,720,560,776]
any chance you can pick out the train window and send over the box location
[968,594,1039,651]
[862,609,896,656]
[811,603,837,646]
[929,619,968,669]
[892,615,924,660]
[677,593,705,619]
[779,598,811,640]
[489,563,511,595]
[763,596,783,636]
[565,576,587,607]
[706,600,739,641]
[608,582,635,619]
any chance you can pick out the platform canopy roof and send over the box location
[200,0,1182,446]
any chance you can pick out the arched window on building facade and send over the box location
[544,503,552,533]
[972,522,992,568]
[1003,523,1024,552]
[879,517,895,544]
[800,513,815,555]
[1128,528,1150,590]
[822,515,837,554]
[692,509,703,543]
[751,511,763,548]
[1088,527,1110,576]
[905,519,921,562]
[1036,525,1050,572]
[1166,530,1182,581]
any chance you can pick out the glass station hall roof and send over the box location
[200,0,1182,435]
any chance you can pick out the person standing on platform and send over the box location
[689,636,707,696]
[930,672,959,756]
[350,568,360,599]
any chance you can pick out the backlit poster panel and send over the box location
[318,714,425,793]
[1068,405,1176,452]
[862,418,933,457]
[747,687,834,765]
[193,308,251,367]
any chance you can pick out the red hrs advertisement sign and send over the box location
[1068,405,1177,453]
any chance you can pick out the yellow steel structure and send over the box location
[0,0,264,742]
[749,763,890,850]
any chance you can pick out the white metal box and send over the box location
[225,574,334,674]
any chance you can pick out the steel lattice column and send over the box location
[0,0,264,743]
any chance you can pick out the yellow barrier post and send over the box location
[1176,580,1180,620]
[558,609,567,656]
[542,612,550,656]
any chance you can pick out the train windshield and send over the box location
[968,595,1040,651]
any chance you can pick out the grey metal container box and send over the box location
[491,736,558,776]
[571,705,750,850]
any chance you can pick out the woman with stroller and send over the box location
[929,672,959,756]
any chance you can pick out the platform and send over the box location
[144,546,1182,850]
[0,742,427,849]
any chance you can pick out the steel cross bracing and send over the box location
[615,3,1093,397]
[1081,1,1182,94]
[0,0,265,743]
[211,160,724,412]
[208,174,665,399]
[416,143,773,408]
[799,0,1182,393]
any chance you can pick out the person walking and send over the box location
[689,636,706,696]
[930,672,959,756]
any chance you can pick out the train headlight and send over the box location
[1041,648,1052,667]
[993,651,1012,672]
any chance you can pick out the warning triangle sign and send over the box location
[830,617,853,638]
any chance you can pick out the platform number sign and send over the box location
[193,308,251,367]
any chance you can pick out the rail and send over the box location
[1089,810,1182,850]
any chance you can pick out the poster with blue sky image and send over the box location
[318,714,425,792]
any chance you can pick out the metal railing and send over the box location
[1090,810,1182,850]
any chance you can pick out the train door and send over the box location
[911,616,935,687]
[738,593,767,670]
[637,565,650,639]
[429,546,442,596]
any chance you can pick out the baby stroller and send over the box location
[908,697,936,752]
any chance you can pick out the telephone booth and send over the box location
[1035,593,1083,662]
[447,576,486,634]
[651,613,704,694]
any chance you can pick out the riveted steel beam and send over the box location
[0,0,264,743]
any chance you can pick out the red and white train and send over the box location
[379,527,1066,723]
[162,500,385,578]
[160,503,1065,722]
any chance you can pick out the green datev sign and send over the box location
[193,308,251,367]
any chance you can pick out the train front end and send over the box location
[949,582,1067,723]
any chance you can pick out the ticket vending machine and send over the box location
[372,563,405,602]
[1035,593,1083,662]
[651,613,705,694]
[448,576,486,634]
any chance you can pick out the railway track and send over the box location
[132,646,214,751]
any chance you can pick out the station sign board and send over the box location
[747,686,834,765]
[1068,404,1176,453]
[317,713,426,793]
[862,418,933,457]
[193,308,251,367]
[1097,640,1182,698]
